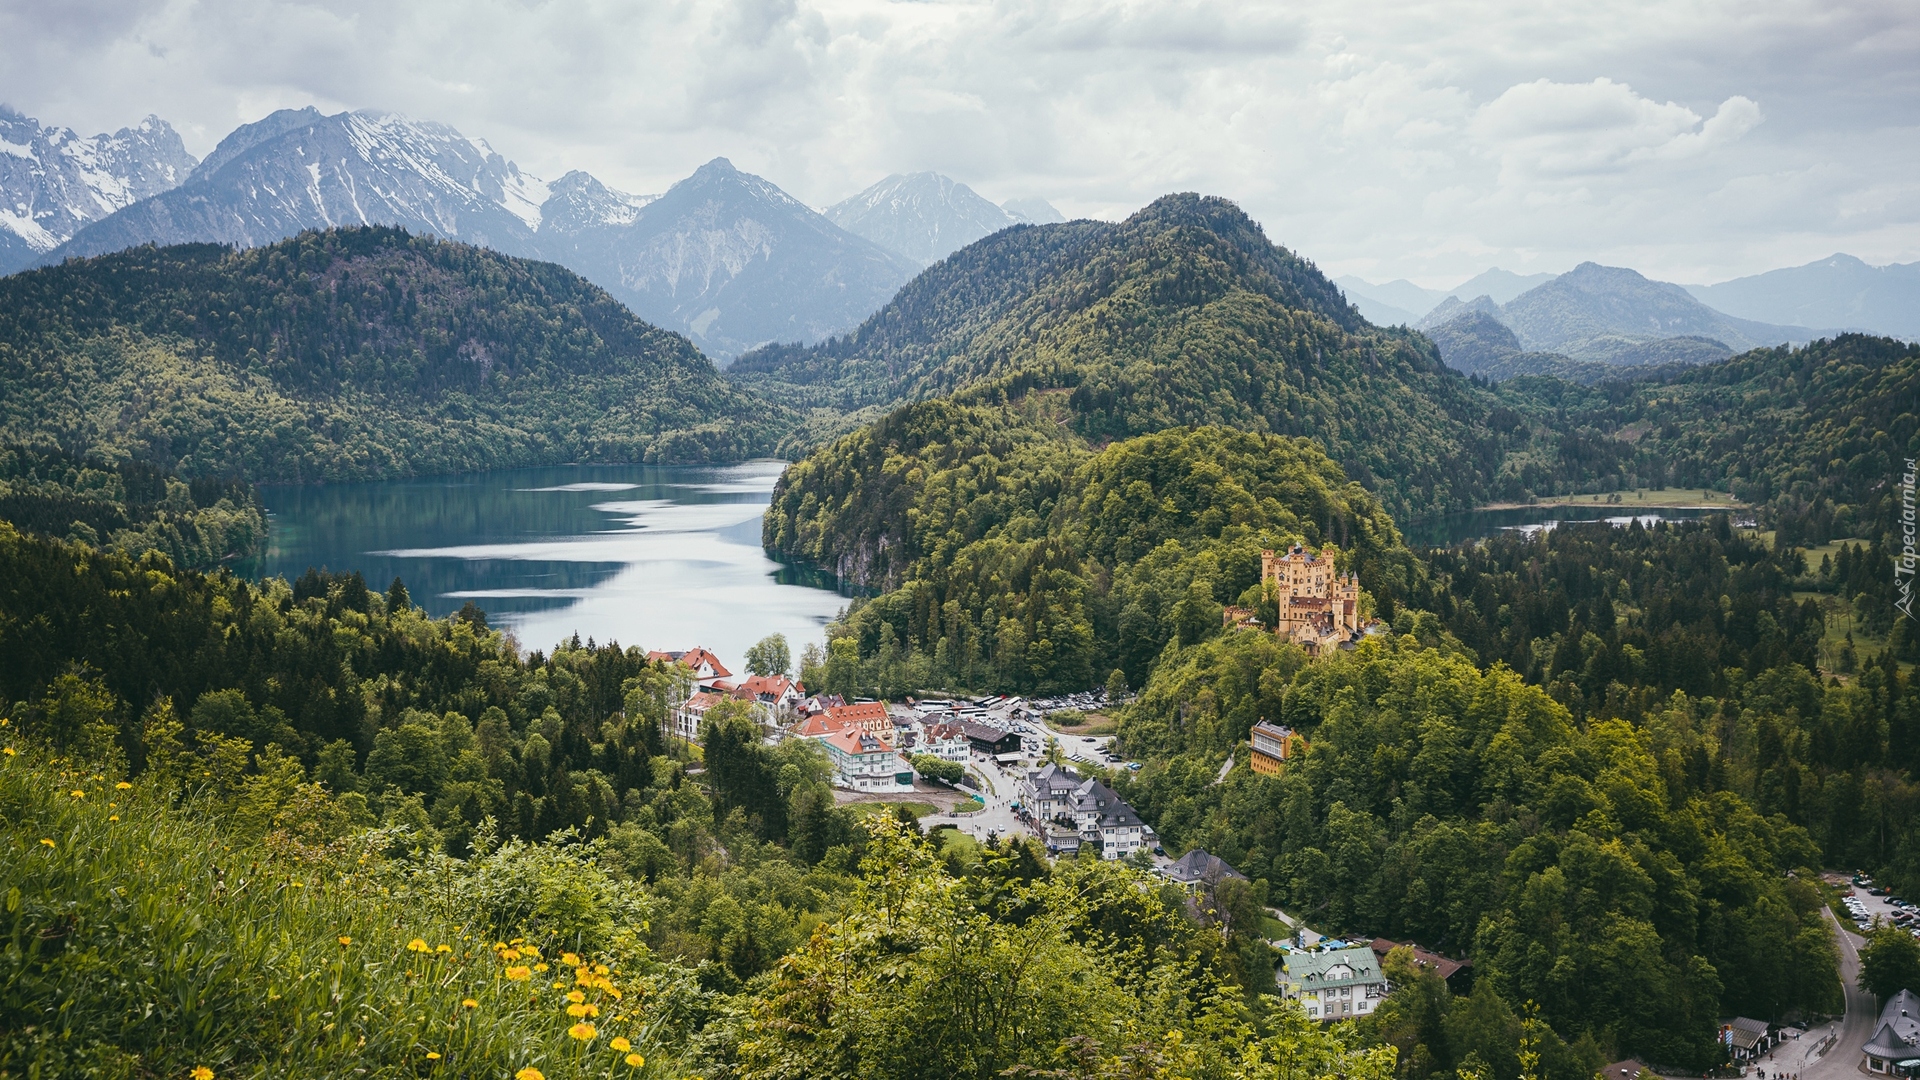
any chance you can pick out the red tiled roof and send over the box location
[823,728,893,756]
[684,647,732,679]
[794,713,852,738]
[828,701,890,725]
[684,691,723,711]
[739,675,796,699]
[1369,939,1468,980]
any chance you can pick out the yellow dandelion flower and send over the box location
[552,980,568,989]
[338,936,352,946]
[567,1021,597,1041]
[625,1053,644,1068]
[38,838,53,848]
[461,998,479,1009]
[425,1051,441,1060]
[109,815,119,822]
[500,947,522,961]
[504,965,532,981]
[533,962,549,973]
[515,1069,545,1080]
[191,1068,214,1080]
[436,944,452,953]
[561,951,581,967]
[70,789,84,798]
[567,990,586,1004]
[116,781,132,790]
[594,964,611,975]
[407,939,430,953]
[3,747,14,756]
[567,1002,591,1017]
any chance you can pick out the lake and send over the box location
[257,461,850,665]
[1401,503,1744,548]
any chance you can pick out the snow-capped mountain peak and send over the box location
[0,106,197,271]
[825,171,1030,265]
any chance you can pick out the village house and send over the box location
[817,728,914,792]
[1278,945,1387,1021]
[1063,778,1151,860]
[670,690,723,742]
[733,674,804,725]
[1248,721,1295,776]
[1018,762,1085,821]
[647,647,733,688]
[1262,544,1365,656]
[1161,849,1248,896]
[918,720,970,763]
[828,701,894,743]
[1863,992,1919,1074]
[1369,939,1472,992]
[961,720,1021,757]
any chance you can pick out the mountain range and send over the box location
[15,107,983,361]
[1343,253,1919,342]
[0,107,198,274]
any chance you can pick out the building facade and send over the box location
[1278,945,1388,1021]
[1262,544,1363,655]
[1249,721,1294,775]
[817,729,913,792]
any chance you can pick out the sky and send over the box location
[3,0,1916,287]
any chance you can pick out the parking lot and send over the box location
[1839,874,1916,935]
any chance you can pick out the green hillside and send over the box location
[0,228,779,483]
[1499,334,1920,544]
[739,195,1604,520]
[768,411,1422,693]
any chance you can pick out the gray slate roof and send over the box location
[1279,945,1384,988]
[1866,990,1920,1059]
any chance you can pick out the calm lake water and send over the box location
[1402,503,1740,548]
[257,461,850,664]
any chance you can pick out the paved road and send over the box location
[1795,908,1871,1080]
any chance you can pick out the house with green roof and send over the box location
[1277,944,1387,1021]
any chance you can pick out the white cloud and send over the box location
[0,0,1912,285]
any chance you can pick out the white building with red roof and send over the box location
[818,728,914,792]
[671,691,724,742]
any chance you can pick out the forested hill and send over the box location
[738,193,1592,521]
[0,228,781,483]
[1497,333,1920,545]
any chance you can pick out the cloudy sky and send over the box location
[4,0,1915,286]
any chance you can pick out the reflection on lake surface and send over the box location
[1404,503,1742,548]
[258,461,849,663]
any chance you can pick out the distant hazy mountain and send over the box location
[0,107,197,273]
[576,158,919,359]
[826,172,1024,265]
[1685,254,1920,338]
[1449,268,1555,305]
[1500,262,1823,359]
[1001,197,1065,224]
[1336,276,1442,323]
[47,108,549,265]
[1423,310,1622,383]
[1415,294,1501,331]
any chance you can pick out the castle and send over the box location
[1262,544,1363,655]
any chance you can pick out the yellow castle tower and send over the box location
[1260,543,1362,655]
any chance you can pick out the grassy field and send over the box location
[845,800,940,819]
[1047,711,1118,736]
[0,747,681,1078]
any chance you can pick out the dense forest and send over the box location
[0,228,777,483]
[0,444,263,569]
[768,411,1417,695]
